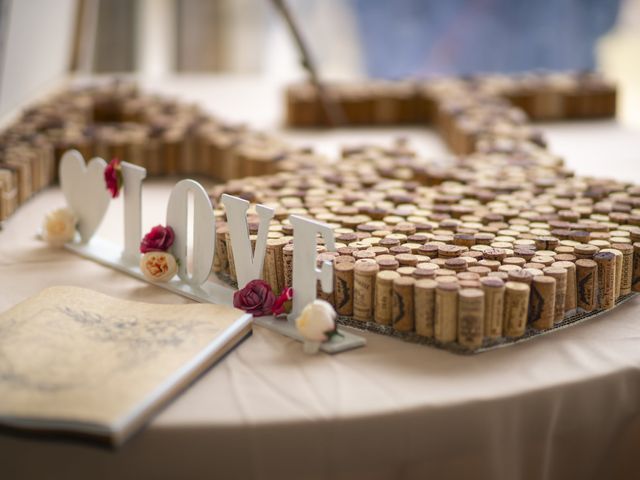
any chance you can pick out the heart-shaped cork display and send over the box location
[59,150,110,243]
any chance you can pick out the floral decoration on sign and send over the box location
[233,280,294,317]
[104,158,123,198]
[42,207,77,246]
[295,299,342,354]
[272,287,293,316]
[140,251,178,282]
[139,224,178,282]
[140,225,175,253]
[295,299,340,342]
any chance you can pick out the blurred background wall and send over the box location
[0,0,76,116]
[0,0,639,123]
[78,0,628,78]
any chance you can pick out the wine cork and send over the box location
[215,225,230,274]
[377,255,400,271]
[457,272,480,282]
[529,275,556,330]
[396,253,419,267]
[375,270,400,325]
[337,246,356,256]
[435,282,459,343]
[600,248,622,299]
[478,259,501,271]
[594,251,616,310]
[633,243,640,292]
[264,239,282,293]
[468,265,491,277]
[415,279,437,337]
[574,244,599,259]
[503,256,526,267]
[503,281,530,337]
[487,271,509,281]
[392,276,415,332]
[444,257,467,272]
[552,260,577,313]
[575,259,597,312]
[611,243,633,296]
[508,269,533,285]
[480,276,505,339]
[524,262,545,270]
[458,288,485,349]
[417,262,440,274]
[434,268,457,278]
[370,246,389,256]
[543,266,567,323]
[555,253,577,263]
[353,260,379,321]
[334,262,355,316]
[353,250,376,261]
[483,248,507,262]
[397,266,416,277]
[335,255,356,264]
[283,244,294,288]
[459,280,481,289]
[531,255,554,267]
[498,265,522,275]
[413,267,436,279]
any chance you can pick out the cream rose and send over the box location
[140,251,178,282]
[295,299,336,342]
[42,207,77,246]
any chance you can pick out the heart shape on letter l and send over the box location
[59,150,111,243]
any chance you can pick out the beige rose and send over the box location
[295,299,336,342]
[42,207,77,246]
[140,251,178,282]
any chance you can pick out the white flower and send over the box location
[295,299,336,342]
[42,207,77,246]
[140,251,178,282]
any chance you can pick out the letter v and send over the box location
[221,194,275,289]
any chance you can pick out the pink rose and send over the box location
[140,225,175,253]
[104,158,123,198]
[233,280,276,317]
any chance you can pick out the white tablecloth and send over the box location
[1,76,640,480]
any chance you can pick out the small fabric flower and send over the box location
[42,207,77,246]
[140,251,178,282]
[140,225,175,253]
[233,279,275,317]
[295,299,337,342]
[104,158,123,198]
[272,287,294,316]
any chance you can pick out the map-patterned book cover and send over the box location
[0,286,252,446]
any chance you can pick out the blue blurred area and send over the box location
[351,0,621,78]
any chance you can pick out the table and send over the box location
[2,76,640,480]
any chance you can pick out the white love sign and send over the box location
[59,150,365,353]
[59,150,110,243]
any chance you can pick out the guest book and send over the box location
[0,286,252,446]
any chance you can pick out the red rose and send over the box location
[140,225,175,253]
[233,279,276,317]
[104,158,123,198]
